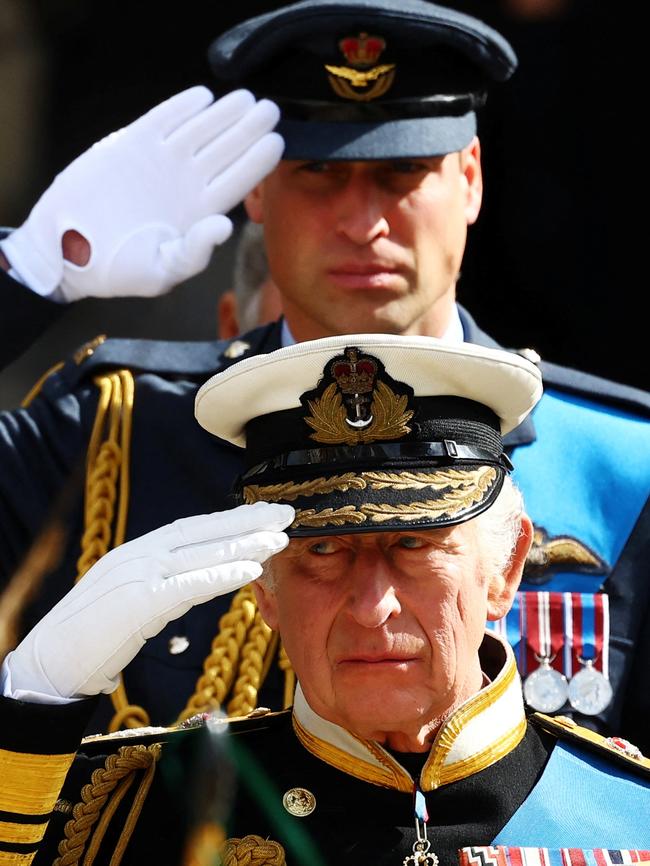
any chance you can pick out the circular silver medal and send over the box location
[523,660,569,712]
[567,660,613,715]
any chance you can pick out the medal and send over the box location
[522,592,568,712]
[523,656,568,712]
[566,592,612,715]
[567,658,613,715]
[404,786,438,866]
[489,590,612,715]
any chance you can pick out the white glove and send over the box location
[4,502,293,702]
[0,86,283,301]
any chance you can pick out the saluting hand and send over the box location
[0,87,283,301]
[3,502,293,702]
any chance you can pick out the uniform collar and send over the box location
[292,632,526,793]
[281,306,464,348]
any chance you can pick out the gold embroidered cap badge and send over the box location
[325,31,396,101]
[303,346,414,445]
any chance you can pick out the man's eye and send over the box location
[299,161,331,174]
[397,535,425,549]
[389,161,426,174]
[309,540,339,555]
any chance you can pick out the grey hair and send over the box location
[230,221,269,332]
[473,475,525,579]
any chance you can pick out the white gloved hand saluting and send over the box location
[3,502,294,702]
[0,87,283,301]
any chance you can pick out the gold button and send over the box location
[73,334,107,365]
[282,787,316,817]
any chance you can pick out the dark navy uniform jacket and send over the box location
[1,271,649,747]
[0,635,648,866]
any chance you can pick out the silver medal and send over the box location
[523,658,569,712]
[567,659,613,715]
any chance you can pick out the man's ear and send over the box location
[252,580,280,630]
[486,513,533,621]
[217,290,241,339]
[244,184,264,224]
[460,136,483,226]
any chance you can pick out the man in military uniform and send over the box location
[0,336,648,866]
[1,0,649,746]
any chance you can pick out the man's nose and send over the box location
[335,176,390,245]
[345,551,401,628]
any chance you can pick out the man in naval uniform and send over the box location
[0,336,648,866]
[1,0,649,746]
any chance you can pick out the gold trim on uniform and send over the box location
[532,713,650,772]
[292,634,527,793]
[73,333,107,365]
[291,506,367,529]
[0,820,47,845]
[0,749,75,815]
[0,852,38,865]
[244,473,366,504]
[293,713,412,792]
[245,467,494,505]
[247,466,498,529]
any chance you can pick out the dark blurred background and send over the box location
[1,0,643,408]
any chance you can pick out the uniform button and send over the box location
[282,787,316,817]
[168,635,190,655]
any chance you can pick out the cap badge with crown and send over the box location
[303,347,414,444]
[325,32,396,100]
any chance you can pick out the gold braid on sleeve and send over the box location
[53,743,161,866]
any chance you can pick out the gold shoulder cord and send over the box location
[76,371,295,733]
[53,743,161,866]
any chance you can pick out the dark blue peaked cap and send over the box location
[208,0,517,159]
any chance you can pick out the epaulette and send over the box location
[60,322,280,387]
[530,712,650,779]
[536,357,650,418]
[21,321,282,406]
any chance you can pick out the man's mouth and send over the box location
[326,263,404,290]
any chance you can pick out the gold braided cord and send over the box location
[105,701,149,732]
[20,362,66,409]
[76,370,292,730]
[221,835,286,866]
[277,644,296,710]
[226,612,274,718]
[53,744,161,866]
[74,371,147,731]
[177,587,257,722]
